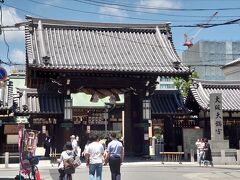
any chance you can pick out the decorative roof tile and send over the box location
[188,79,240,111]
[15,88,64,114]
[25,16,190,75]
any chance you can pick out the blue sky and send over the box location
[0,0,240,72]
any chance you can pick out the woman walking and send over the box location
[203,139,214,167]
[58,142,75,180]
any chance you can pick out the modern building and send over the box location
[182,41,240,80]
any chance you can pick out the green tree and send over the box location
[173,71,199,97]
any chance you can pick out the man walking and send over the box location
[85,134,104,180]
[105,132,124,180]
[70,135,80,156]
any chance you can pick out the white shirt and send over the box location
[71,139,78,150]
[86,142,104,164]
[58,150,74,169]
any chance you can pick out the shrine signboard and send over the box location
[210,93,223,141]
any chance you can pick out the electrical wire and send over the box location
[71,0,240,19]
[7,7,17,24]
[4,2,239,26]
[20,0,236,23]
[1,1,240,65]
[3,3,45,18]
[73,0,240,11]
[0,5,13,65]
[1,20,240,57]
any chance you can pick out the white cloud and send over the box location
[99,5,128,21]
[10,49,25,64]
[138,0,181,12]
[0,7,24,42]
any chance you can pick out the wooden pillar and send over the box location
[124,92,134,155]
[124,92,143,155]
[56,119,74,152]
[164,116,176,151]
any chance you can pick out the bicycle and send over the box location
[28,156,40,180]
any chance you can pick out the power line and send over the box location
[0,4,13,65]
[2,1,240,62]
[21,0,165,23]
[0,58,25,66]
[71,0,240,19]
[3,3,45,18]
[73,0,240,11]
[1,21,240,57]
[21,0,238,23]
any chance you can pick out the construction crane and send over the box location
[183,12,218,48]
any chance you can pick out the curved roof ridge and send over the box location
[192,78,240,88]
[26,16,170,30]
[189,79,240,112]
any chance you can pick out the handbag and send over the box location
[73,154,81,168]
[63,158,75,174]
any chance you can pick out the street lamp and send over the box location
[143,99,152,157]
[143,99,151,120]
[64,98,72,121]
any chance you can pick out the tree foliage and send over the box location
[173,71,199,97]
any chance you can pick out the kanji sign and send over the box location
[210,93,223,141]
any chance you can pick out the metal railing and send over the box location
[0,152,20,168]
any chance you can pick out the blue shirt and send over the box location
[106,139,123,157]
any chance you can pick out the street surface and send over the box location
[0,162,240,180]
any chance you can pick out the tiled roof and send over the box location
[15,88,64,114]
[188,79,240,111]
[0,80,13,111]
[151,90,189,115]
[25,16,189,75]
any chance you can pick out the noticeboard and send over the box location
[4,125,19,134]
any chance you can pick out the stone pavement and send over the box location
[0,159,239,180]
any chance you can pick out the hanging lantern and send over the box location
[143,99,151,120]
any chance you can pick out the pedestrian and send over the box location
[203,138,214,167]
[76,136,82,157]
[82,139,91,157]
[44,135,51,158]
[58,141,75,180]
[105,132,124,180]
[70,135,78,155]
[99,137,107,165]
[195,138,201,162]
[85,134,104,180]
[198,138,205,166]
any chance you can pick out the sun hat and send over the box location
[70,135,75,138]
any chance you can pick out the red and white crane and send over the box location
[183,12,218,48]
